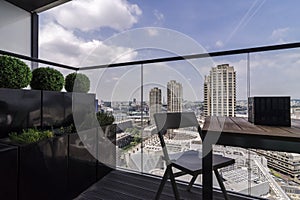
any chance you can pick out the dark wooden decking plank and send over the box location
[91,171,200,200]
[76,170,263,200]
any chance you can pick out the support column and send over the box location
[31,12,38,70]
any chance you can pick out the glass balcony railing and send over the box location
[1,42,300,199]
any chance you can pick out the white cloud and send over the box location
[270,27,290,43]
[47,0,142,32]
[215,40,224,48]
[147,28,159,37]
[154,9,164,22]
[39,22,137,67]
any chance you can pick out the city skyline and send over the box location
[38,1,300,101]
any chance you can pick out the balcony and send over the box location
[1,1,300,199]
[1,41,300,199]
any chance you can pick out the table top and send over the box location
[202,116,300,142]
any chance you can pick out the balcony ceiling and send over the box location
[5,0,71,13]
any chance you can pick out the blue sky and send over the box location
[39,0,300,101]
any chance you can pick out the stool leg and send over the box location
[155,167,169,200]
[187,175,198,191]
[214,169,229,200]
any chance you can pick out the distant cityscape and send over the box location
[99,64,300,200]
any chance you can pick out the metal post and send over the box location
[247,53,250,98]
[31,12,38,70]
[203,141,213,200]
[247,53,251,195]
[141,63,144,173]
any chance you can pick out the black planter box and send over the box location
[0,89,97,138]
[68,131,97,199]
[0,88,115,199]
[0,135,68,200]
[97,125,116,180]
[0,143,18,200]
[248,96,291,126]
[0,88,41,138]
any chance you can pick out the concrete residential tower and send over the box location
[204,64,236,117]
[167,80,183,112]
[149,87,162,123]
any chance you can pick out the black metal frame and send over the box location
[79,42,300,70]
[1,41,300,72]
[4,0,71,13]
[31,12,39,70]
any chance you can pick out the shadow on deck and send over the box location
[75,170,266,200]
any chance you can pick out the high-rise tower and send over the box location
[204,64,236,117]
[149,87,162,123]
[167,80,183,112]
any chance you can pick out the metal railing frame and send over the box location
[1,42,300,71]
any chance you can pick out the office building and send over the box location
[256,150,300,182]
[149,87,162,123]
[204,64,236,117]
[167,80,183,112]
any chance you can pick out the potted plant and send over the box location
[0,58,101,199]
[65,72,90,93]
[0,55,37,139]
[0,55,32,89]
[30,67,64,91]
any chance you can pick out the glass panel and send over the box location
[249,48,300,199]
[0,1,31,56]
[87,65,143,172]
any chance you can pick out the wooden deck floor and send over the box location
[75,170,265,200]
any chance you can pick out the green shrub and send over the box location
[54,124,76,135]
[65,72,90,93]
[9,129,53,144]
[30,67,64,91]
[96,112,115,126]
[0,55,32,89]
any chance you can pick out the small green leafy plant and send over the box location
[30,67,64,91]
[54,124,76,135]
[65,72,90,93]
[9,129,53,144]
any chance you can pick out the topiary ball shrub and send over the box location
[30,67,64,91]
[65,72,90,93]
[0,55,32,89]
